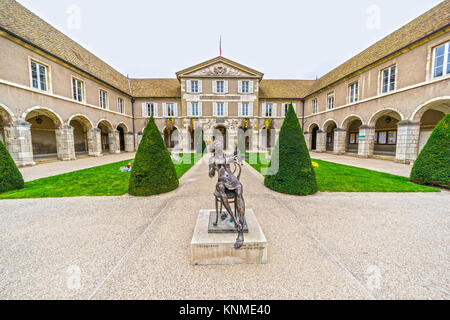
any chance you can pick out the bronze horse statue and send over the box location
[208,140,246,249]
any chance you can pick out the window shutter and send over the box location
[273,104,277,117]
[212,81,216,94]
[163,103,167,117]
[224,102,229,117]
[261,104,265,117]
[224,81,229,94]
[142,103,148,117]
[186,80,191,93]
[249,102,254,117]
[174,103,178,117]
[213,102,217,116]
[199,80,203,93]
[292,103,297,114]
[238,81,242,94]
[199,102,203,116]
[249,81,254,94]
[187,102,192,117]
[153,103,159,117]
[281,104,286,117]
[238,102,242,117]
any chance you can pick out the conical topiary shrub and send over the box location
[264,104,318,195]
[128,116,179,196]
[411,114,450,188]
[0,140,24,193]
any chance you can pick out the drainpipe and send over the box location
[131,97,136,148]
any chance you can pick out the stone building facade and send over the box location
[0,0,449,166]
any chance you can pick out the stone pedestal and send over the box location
[56,124,76,161]
[109,130,121,154]
[396,121,420,164]
[316,131,327,152]
[87,128,102,157]
[4,120,35,167]
[358,126,375,158]
[191,209,267,265]
[333,128,347,155]
[125,132,135,152]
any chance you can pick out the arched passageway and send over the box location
[345,118,363,153]
[117,124,127,152]
[372,112,401,156]
[164,126,179,149]
[213,126,227,150]
[25,108,62,159]
[324,121,337,152]
[311,125,319,151]
[98,120,113,153]
[69,115,92,154]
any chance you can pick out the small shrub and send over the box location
[411,114,450,188]
[264,104,318,195]
[128,117,179,196]
[0,140,24,193]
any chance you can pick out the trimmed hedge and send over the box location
[0,140,24,193]
[411,114,450,188]
[128,117,179,196]
[264,104,318,195]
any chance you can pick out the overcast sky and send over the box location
[16,0,443,80]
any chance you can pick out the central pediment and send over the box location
[176,56,264,79]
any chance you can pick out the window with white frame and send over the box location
[72,78,84,102]
[167,103,175,117]
[191,80,199,93]
[242,81,249,93]
[217,103,225,117]
[30,60,48,91]
[265,103,273,117]
[99,90,108,109]
[312,99,318,114]
[349,82,359,103]
[191,102,199,117]
[147,103,156,117]
[242,103,249,117]
[432,41,450,78]
[327,93,335,110]
[381,65,396,93]
[118,98,124,114]
[216,81,224,93]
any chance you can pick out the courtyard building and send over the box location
[0,0,449,166]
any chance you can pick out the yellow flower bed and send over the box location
[312,161,319,169]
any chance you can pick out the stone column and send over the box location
[358,125,375,158]
[396,121,420,164]
[136,133,143,148]
[333,128,347,155]
[316,131,327,152]
[251,130,258,152]
[125,132,135,152]
[304,132,311,151]
[56,124,76,161]
[3,119,35,167]
[87,128,102,157]
[109,130,121,154]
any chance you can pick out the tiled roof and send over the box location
[0,0,131,94]
[130,78,181,98]
[306,0,450,96]
[259,80,315,99]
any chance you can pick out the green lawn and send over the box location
[0,153,201,200]
[245,153,438,193]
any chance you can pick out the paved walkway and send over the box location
[311,152,412,177]
[19,153,136,182]
[1,158,448,300]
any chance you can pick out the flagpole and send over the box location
[220,36,222,56]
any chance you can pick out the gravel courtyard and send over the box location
[0,159,449,300]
